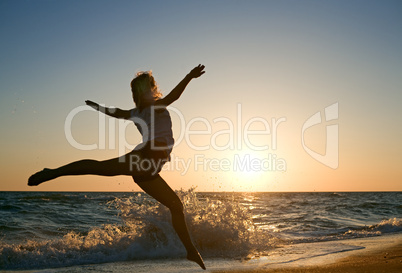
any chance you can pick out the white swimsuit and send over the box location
[131,106,174,150]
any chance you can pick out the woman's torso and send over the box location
[131,106,174,149]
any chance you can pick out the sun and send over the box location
[226,149,269,188]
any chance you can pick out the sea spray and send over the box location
[110,188,280,257]
[177,189,280,256]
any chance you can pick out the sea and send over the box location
[0,191,401,272]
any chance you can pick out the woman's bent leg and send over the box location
[135,176,206,270]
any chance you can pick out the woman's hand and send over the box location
[188,64,205,79]
[85,100,99,110]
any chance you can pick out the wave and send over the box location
[288,217,402,244]
[19,193,75,202]
[342,217,402,237]
[0,189,280,270]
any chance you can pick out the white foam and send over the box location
[0,189,280,270]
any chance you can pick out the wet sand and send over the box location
[212,235,402,273]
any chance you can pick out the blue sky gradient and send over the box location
[1,0,401,191]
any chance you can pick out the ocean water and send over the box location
[0,191,401,270]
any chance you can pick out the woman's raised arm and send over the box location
[156,64,205,107]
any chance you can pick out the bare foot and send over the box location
[187,250,206,270]
[28,168,55,186]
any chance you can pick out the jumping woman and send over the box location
[28,64,206,270]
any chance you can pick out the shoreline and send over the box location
[3,234,401,272]
[211,233,402,273]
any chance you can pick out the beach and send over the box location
[212,234,402,273]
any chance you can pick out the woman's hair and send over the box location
[130,71,162,109]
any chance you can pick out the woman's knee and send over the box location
[87,159,121,176]
[81,159,104,169]
[81,159,100,165]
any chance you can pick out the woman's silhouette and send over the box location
[28,64,206,270]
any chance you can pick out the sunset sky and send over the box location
[1,0,401,192]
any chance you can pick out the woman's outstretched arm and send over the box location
[85,100,133,119]
[156,64,205,107]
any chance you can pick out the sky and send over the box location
[1,0,401,192]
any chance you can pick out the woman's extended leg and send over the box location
[135,176,206,270]
[28,152,141,186]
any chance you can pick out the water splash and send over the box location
[110,188,280,257]
[0,189,278,269]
